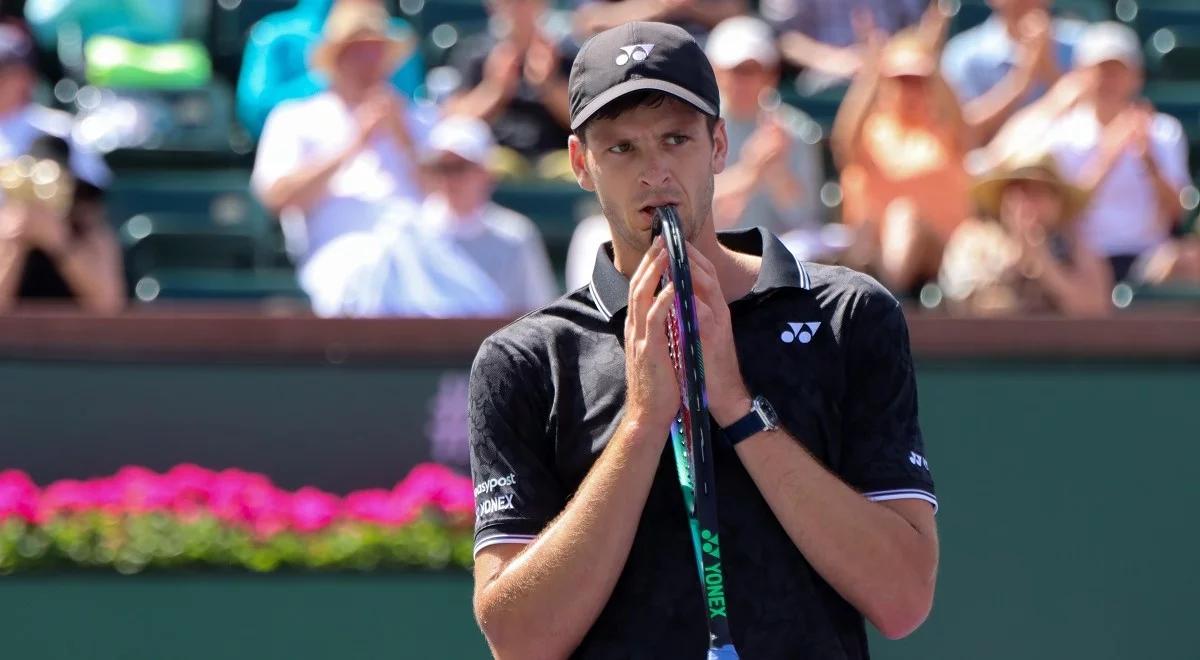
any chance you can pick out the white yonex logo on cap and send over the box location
[781,322,820,344]
[909,451,930,470]
[616,44,655,65]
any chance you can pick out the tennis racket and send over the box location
[652,205,740,660]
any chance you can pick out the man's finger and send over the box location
[646,281,676,343]
[628,248,667,335]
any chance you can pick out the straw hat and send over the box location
[310,2,414,75]
[971,149,1092,226]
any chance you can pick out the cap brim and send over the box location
[570,78,719,131]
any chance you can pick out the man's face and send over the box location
[570,99,727,263]
[1000,179,1064,232]
[425,153,492,211]
[333,37,392,88]
[1094,59,1141,104]
[713,60,779,119]
[0,63,34,114]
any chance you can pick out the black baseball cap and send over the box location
[568,21,720,131]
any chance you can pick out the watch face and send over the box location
[754,396,779,428]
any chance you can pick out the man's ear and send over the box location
[711,118,729,175]
[568,134,596,192]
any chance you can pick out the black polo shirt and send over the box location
[469,227,936,659]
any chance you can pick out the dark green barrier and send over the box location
[0,572,486,659]
[1,314,1198,659]
[3,359,1197,659]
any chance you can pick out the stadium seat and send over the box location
[398,0,488,39]
[105,169,267,231]
[209,0,300,81]
[120,212,261,278]
[1145,26,1200,80]
[132,267,306,302]
[1144,81,1200,141]
[1116,0,1200,40]
[419,18,488,70]
[493,180,594,273]
[72,81,250,168]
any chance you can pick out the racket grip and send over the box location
[707,645,740,660]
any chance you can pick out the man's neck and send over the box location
[1090,97,1126,125]
[331,81,371,106]
[1001,10,1034,40]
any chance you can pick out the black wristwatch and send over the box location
[721,396,779,446]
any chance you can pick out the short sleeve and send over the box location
[468,335,566,555]
[838,284,937,512]
[1150,114,1192,191]
[940,34,983,102]
[250,104,304,200]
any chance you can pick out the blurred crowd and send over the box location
[0,0,1197,317]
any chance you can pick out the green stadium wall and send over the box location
[1,317,1197,659]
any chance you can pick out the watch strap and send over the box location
[722,407,766,447]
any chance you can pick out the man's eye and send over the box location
[665,135,690,146]
[608,143,632,154]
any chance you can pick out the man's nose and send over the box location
[638,151,672,189]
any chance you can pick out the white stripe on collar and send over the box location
[588,279,613,320]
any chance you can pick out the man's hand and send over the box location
[682,243,751,428]
[370,88,415,154]
[623,239,680,434]
[523,32,561,91]
[0,201,70,256]
[1017,10,1058,86]
[740,120,790,179]
[352,93,392,149]
[483,41,523,101]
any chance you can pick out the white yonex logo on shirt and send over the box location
[615,44,655,65]
[780,322,821,344]
[909,451,930,470]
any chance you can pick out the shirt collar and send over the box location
[587,227,811,321]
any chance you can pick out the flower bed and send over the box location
[0,463,475,574]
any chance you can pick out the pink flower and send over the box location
[394,463,475,517]
[0,470,39,523]
[164,464,216,513]
[290,487,339,533]
[433,473,475,516]
[113,466,176,514]
[40,479,91,517]
[344,489,417,526]
[208,468,279,526]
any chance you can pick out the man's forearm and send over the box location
[1142,155,1184,232]
[734,429,938,639]
[260,143,358,214]
[475,417,668,659]
[55,237,125,314]
[0,239,28,309]
[536,77,572,129]
[964,67,1034,145]
[445,82,513,124]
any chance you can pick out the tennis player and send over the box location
[469,21,939,659]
